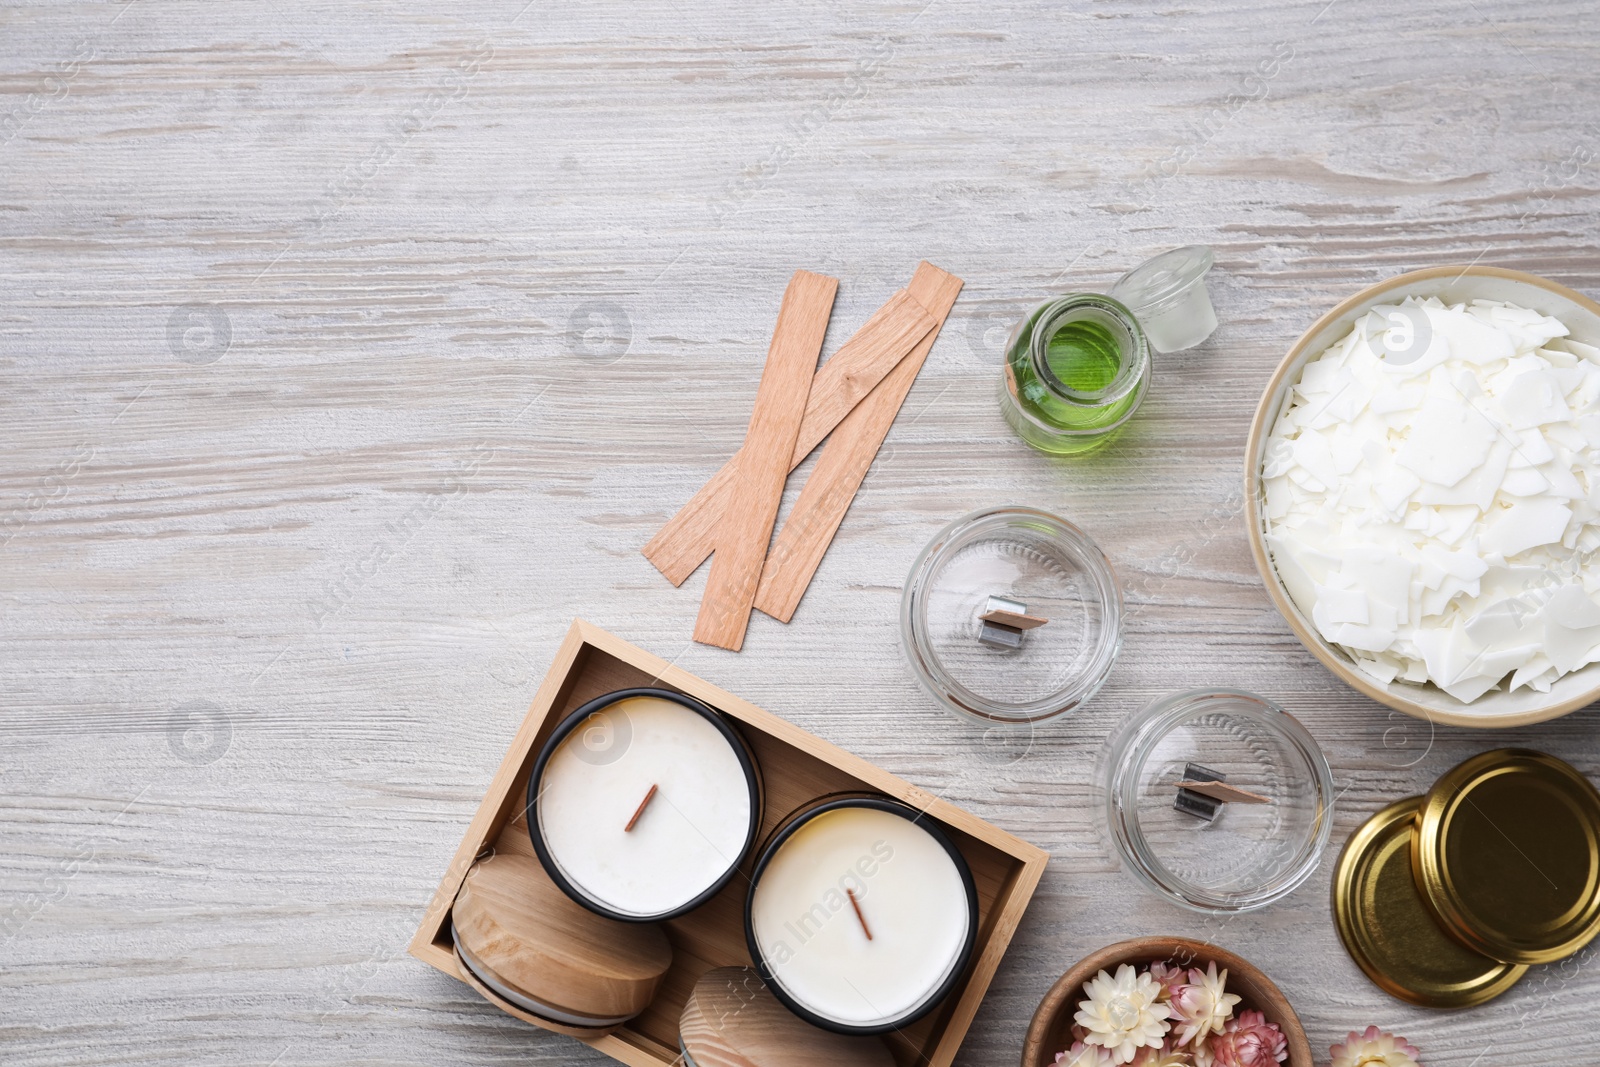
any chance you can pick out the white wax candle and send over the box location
[749,804,973,1029]
[536,694,755,919]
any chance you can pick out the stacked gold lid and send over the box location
[1334,748,1600,1008]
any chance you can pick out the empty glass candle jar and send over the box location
[900,506,1124,726]
[1100,688,1335,913]
[998,293,1150,455]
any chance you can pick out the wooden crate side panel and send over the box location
[923,852,1050,1067]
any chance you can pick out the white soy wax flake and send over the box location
[1499,369,1572,428]
[1484,502,1574,559]
[1543,461,1586,500]
[1415,441,1511,511]
[1566,339,1600,365]
[1264,297,1600,703]
[1396,397,1497,486]
[1501,467,1553,497]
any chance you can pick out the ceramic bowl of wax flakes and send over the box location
[1246,266,1600,728]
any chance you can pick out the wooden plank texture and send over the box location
[754,262,962,622]
[643,287,936,586]
[4,2,1600,1065]
[692,269,835,649]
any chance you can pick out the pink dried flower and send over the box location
[1330,1026,1422,1067]
[1147,961,1190,1002]
[1168,962,1241,1048]
[1207,1010,1287,1067]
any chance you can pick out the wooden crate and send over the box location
[410,619,1049,1067]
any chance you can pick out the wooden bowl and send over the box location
[1021,937,1312,1067]
[1244,265,1600,728]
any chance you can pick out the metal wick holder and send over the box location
[976,596,1050,650]
[1174,762,1270,823]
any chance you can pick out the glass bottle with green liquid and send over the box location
[999,293,1151,455]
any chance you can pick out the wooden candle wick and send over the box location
[1175,780,1270,805]
[624,783,659,832]
[846,888,873,941]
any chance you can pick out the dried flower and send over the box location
[1075,964,1173,1065]
[1207,1010,1287,1067]
[1168,962,1241,1049]
[1058,1041,1120,1067]
[1330,1026,1422,1067]
[1147,961,1189,1002]
[1132,1042,1194,1067]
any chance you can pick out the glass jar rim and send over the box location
[1026,293,1150,406]
[1103,688,1335,913]
[900,506,1124,725]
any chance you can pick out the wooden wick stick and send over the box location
[846,887,873,941]
[1176,780,1270,805]
[624,783,659,832]
[978,608,1049,630]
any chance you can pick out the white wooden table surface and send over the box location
[4,2,1599,1064]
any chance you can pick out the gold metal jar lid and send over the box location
[1414,749,1600,966]
[1333,797,1525,1008]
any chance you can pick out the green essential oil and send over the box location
[1000,295,1150,455]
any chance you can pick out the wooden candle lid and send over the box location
[451,852,672,1035]
[679,967,895,1067]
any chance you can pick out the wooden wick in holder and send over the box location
[977,595,1050,649]
[625,783,659,832]
[1176,779,1271,805]
[1174,762,1270,822]
[846,887,873,941]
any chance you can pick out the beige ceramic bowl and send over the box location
[1246,266,1600,729]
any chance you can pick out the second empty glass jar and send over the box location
[1101,688,1335,913]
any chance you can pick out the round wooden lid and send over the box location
[452,851,672,1024]
[679,967,895,1067]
